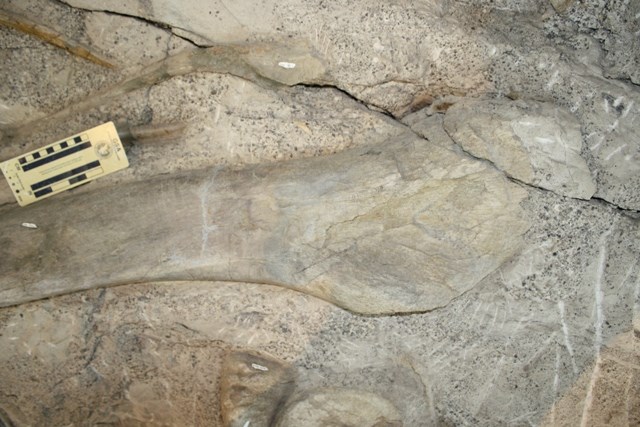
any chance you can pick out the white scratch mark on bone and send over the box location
[524,333,556,369]
[550,347,561,426]
[459,299,472,312]
[512,314,532,334]
[604,144,626,161]
[198,175,219,255]
[558,300,579,375]
[508,412,536,426]
[472,301,483,321]
[580,225,614,427]
[618,262,636,291]
[580,356,602,427]
[594,226,614,351]
[624,372,633,425]
[558,129,575,184]
[553,348,560,393]
[140,307,154,329]
[634,270,640,315]
[491,306,499,328]
[278,61,296,69]
[589,135,604,152]
[425,369,437,425]
[312,24,331,58]
[621,100,634,118]
[474,355,506,415]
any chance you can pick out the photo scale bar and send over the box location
[22,141,91,172]
[31,160,101,192]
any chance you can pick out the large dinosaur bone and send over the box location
[0,132,528,314]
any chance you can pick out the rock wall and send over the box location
[0,0,638,425]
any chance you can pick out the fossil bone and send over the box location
[0,132,528,314]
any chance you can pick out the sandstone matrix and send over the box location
[0,0,639,426]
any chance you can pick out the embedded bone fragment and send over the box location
[0,132,528,314]
[444,99,596,199]
[220,350,295,427]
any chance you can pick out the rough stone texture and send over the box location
[482,8,640,210]
[220,350,296,427]
[0,75,406,207]
[219,350,403,427]
[82,11,193,71]
[548,0,574,13]
[0,0,639,426]
[276,388,402,427]
[443,98,596,199]
[5,0,640,209]
[545,0,640,84]
[0,198,637,425]
[0,0,119,118]
[539,324,640,426]
[60,0,495,114]
[0,283,327,426]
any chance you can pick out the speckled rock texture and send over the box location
[0,0,639,426]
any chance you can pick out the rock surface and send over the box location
[276,388,402,427]
[220,350,296,427]
[443,98,596,199]
[219,350,403,427]
[4,0,640,209]
[539,324,640,426]
[0,0,639,426]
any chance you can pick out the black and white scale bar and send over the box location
[31,160,100,192]
[22,141,91,172]
[33,187,53,198]
[68,173,88,185]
